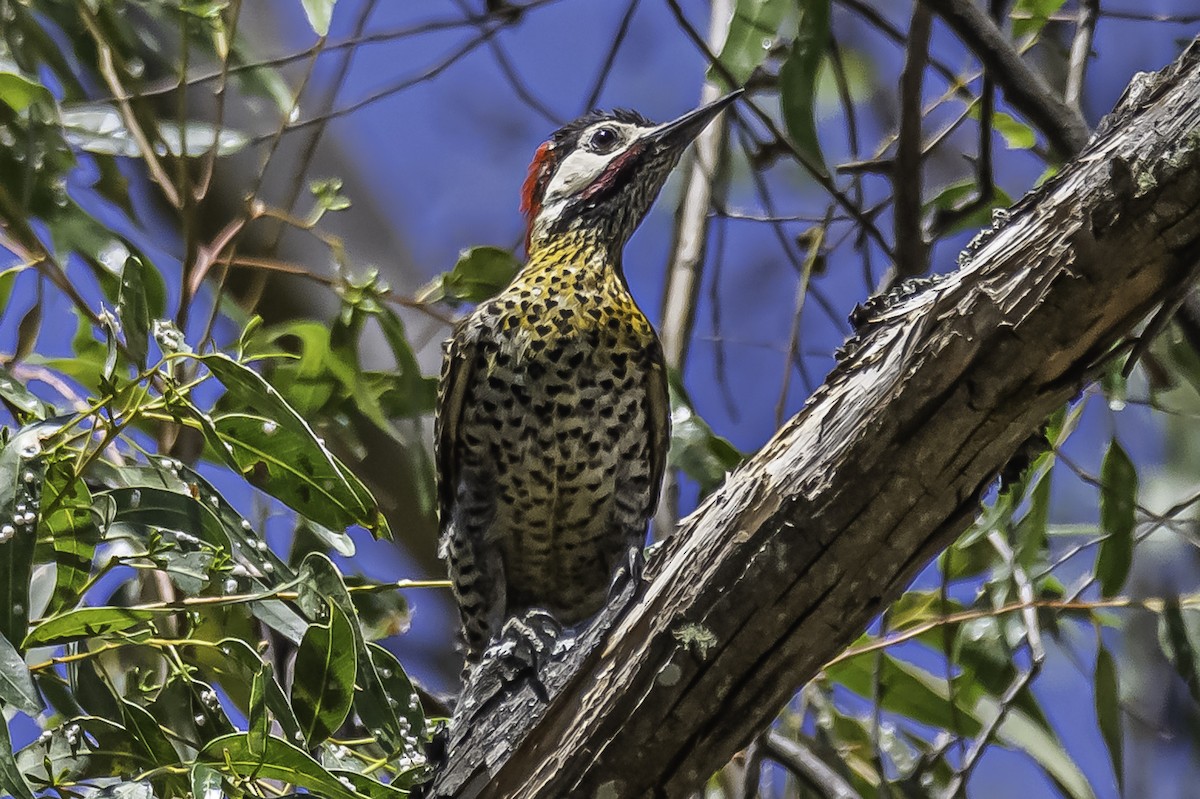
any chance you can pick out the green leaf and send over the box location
[118,698,181,773]
[366,642,425,741]
[116,255,151,369]
[0,365,52,420]
[0,267,25,323]
[299,0,338,35]
[104,485,232,552]
[831,654,1095,798]
[708,0,787,87]
[298,554,407,755]
[291,601,358,746]
[0,712,35,799]
[421,246,519,305]
[198,353,388,537]
[15,716,144,782]
[0,632,40,715]
[0,423,50,647]
[190,765,223,799]
[1015,454,1053,570]
[0,71,53,112]
[1096,440,1137,598]
[23,606,167,648]
[1157,601,1200,704]
[197,733,366,799]
[1011,0,1068,39]
[667,373,742,496]
[191,638,302,745]
[993,111,1036,150]
[214,412,383,537]
[778,0,830,172]
[1094,645,1123,793]
[37,464,99,616]
[310,177,351,212]
[926,179,1015,236]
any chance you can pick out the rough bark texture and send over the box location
[429,38,1200,799]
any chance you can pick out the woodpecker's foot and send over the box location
[608,545,646,607]
[479,609,563,702]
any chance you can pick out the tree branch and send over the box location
[920,0,1091,156]
[429,37,1200,799]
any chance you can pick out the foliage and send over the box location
[0,4,432,798]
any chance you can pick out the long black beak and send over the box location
[645,88,743,148]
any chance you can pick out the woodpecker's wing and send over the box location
[435,332,474,532]
[644,341,671,515]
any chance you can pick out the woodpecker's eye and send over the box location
[588,127,619,153]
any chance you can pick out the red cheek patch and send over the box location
[521,141,555,251]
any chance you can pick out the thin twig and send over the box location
[654,0,734,538]
[764,731,862,799]
[891,3,933,283]
[919,0,1090,156]
[1065,0,1100,114]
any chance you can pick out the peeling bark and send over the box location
[428,37,1200,799]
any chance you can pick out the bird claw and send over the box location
[608,545,646,606]
[479,609,564,702]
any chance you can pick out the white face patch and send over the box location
[538,120,650,225]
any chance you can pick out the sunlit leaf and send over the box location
[0,423,50,647]
[199,353,388,537]
[0,365,52,420]
[778,0,829,172]
[197,638,302,745]
[299,0,338,36]
[60,105,249,157]
[0,71,52,112]
[926,179,1015,236]
[190,765,223,799]
[1096,440,1136,598]
[420,246,519,305]
[23,606,166,647]
[708,0,787,87]
[1011,0,1069,39]
[291,601,357,747]
[831,653,1095,798]
[667,373,742,496]
[117,699,182,789]
[0,631,39,715]
[37,463,98,616]
[298,554,408,755]
[197,733,365,799]
[214,412,383,537]
[116,255,151,369]
[15,717,144,781]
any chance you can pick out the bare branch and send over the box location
[1066,0,1101,113]
[892,4,933,282]
[764,732,863,799]
[919,0,1091,156]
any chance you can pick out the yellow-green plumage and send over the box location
[437,229,669,665]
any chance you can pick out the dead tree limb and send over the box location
[430,37,1200,799]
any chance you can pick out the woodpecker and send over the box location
[436,90,742,673]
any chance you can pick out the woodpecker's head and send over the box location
[520,89,742,254]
